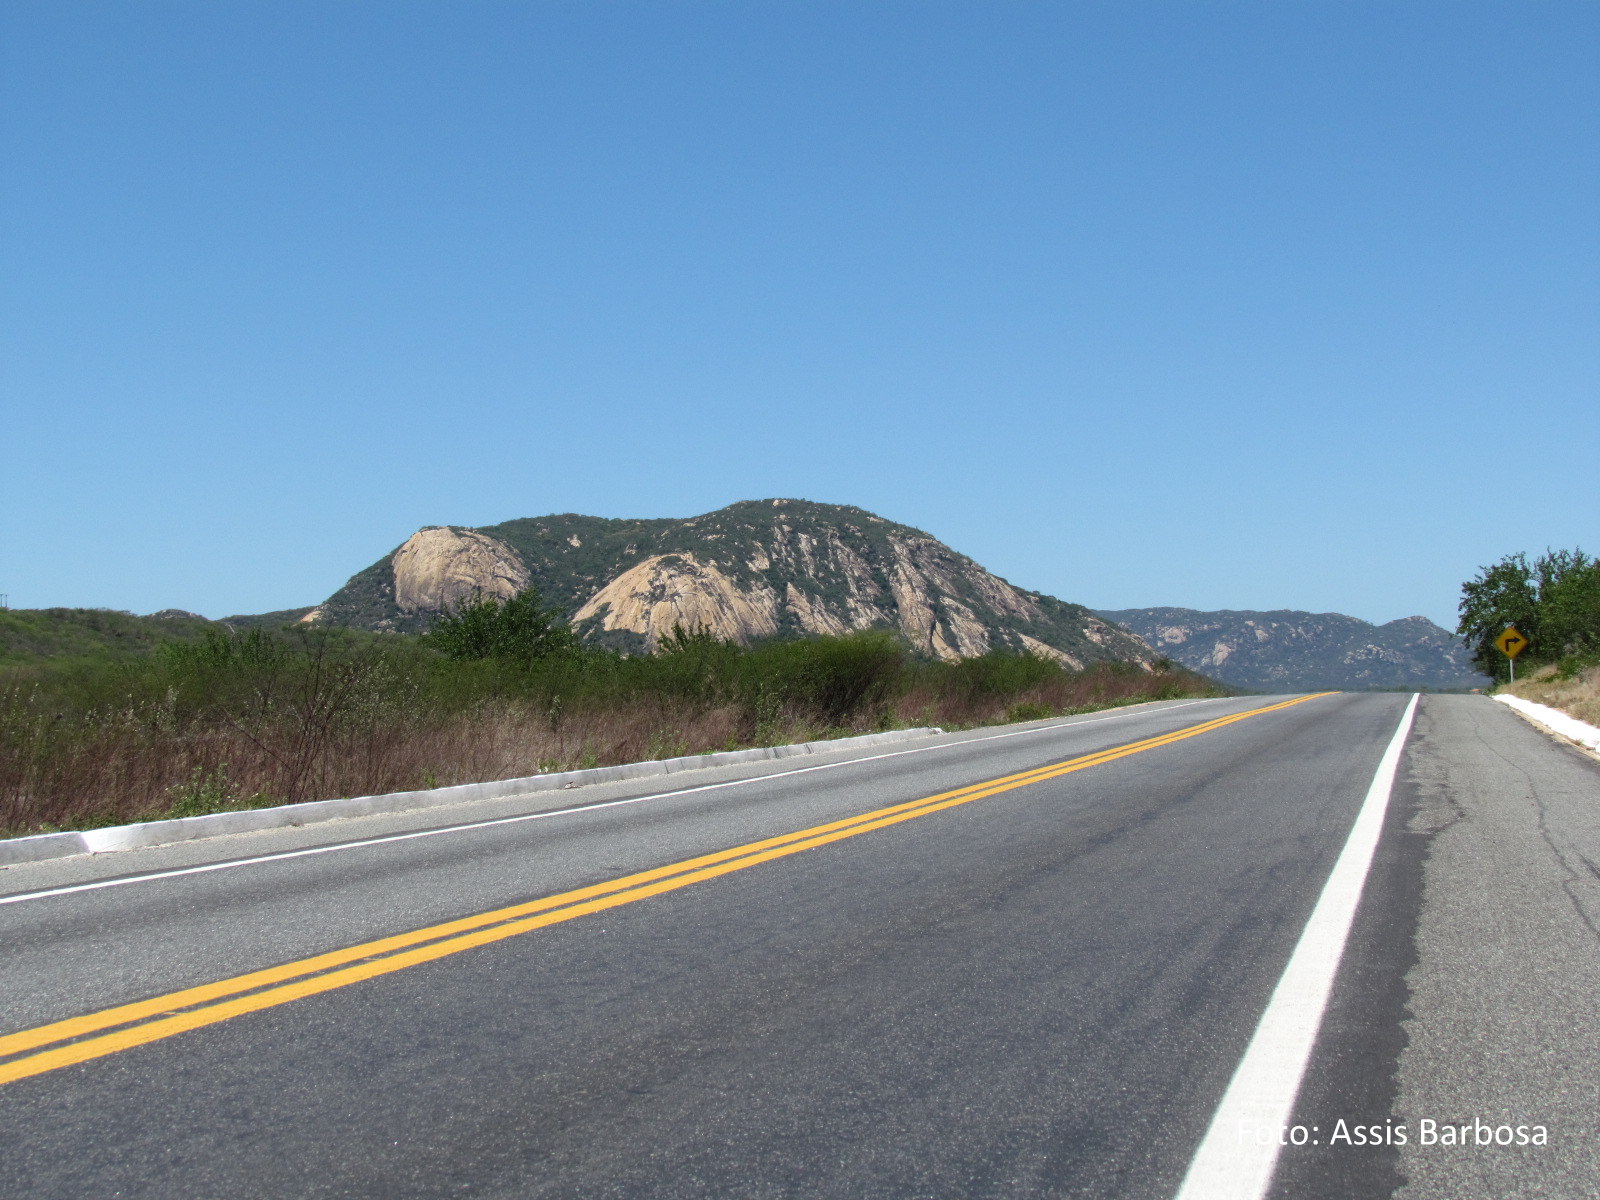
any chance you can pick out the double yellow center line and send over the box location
[0,694,1328,1087]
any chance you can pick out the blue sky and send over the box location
[3,2,1595,628]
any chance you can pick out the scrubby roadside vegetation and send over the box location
[1,592,1222,837]
[1501,662,1600,728]
[1458,547,1600,683]
[1457,547,1600,726]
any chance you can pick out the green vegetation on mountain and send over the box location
[219,606,318,629]
[0,607,218,667]
[309,499,1153,668]
[1097,607,1486,691]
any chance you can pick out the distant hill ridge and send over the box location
[309,498,1154,668]
[11,504,1481,689]
[1096,606,1487,691]
[0,607,219,666]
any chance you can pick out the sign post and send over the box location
[1495,626,1529,682]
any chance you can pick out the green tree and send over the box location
[1538,550,1600,662]
[424,587,579,663]
[1458,548,1600,681]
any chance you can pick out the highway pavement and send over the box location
[0,692,1595,1198]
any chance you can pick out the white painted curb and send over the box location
[1495,694,1600,753]
[0,727,943,867]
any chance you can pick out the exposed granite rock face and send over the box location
[573,553,781,649]
[311,498,1156,666]
[1018,633,1083,670]
[391,527,531,615]
[1096,607,1488,691]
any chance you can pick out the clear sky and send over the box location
[3,2,1596,628]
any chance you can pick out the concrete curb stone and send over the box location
[1495,693,1600,755]
[0,726,943,867]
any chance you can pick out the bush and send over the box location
[1006,701,1056,723]
[738,632,907,726]
[424,588,579,663]
[946,651,1063,700]
[0,620,1224,836]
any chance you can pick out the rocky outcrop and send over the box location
[1097,607,1488,691]
[573,554,781,649]
[391,527,531,615]
[564,533,1089,663]
[308,499,1156,666]
[1018,634,1083,670]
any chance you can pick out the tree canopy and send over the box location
[1458,548,1600,681]
[423,587,579,663]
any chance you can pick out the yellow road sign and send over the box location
[1495,626,1529,658]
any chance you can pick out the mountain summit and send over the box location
[308,499,1153,667]
[1096,607,1487,690]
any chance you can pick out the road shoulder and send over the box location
[1394,695,1600,1198]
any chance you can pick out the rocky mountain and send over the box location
[307,499,1155,667]
[1096,607,1488,691]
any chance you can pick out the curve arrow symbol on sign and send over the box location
[1495,627,1528,659]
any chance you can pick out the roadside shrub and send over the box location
[947,651,1063,700]
[0,621,1223,836]
[1006,701,1056,723]
[742,632,907,726]
[424,588,579,663]
[642,623,744,702]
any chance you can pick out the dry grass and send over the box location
[0,659,1216,838]
[0,698,754,835]
[1504,663,1600,727]
[890,664,1182,730]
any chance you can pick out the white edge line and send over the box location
[0,697,1228,907]
[1173,692,1420,1200]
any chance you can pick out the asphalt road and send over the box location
[0,692,1594,1198]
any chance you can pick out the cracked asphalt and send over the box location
[1272,694,1600,1199]
[1394,696,1600,1198]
